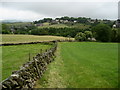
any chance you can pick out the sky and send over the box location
[0,0,119,21]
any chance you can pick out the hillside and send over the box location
[37,23,90,29]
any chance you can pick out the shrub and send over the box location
[84,31,93,41]
[75,32,86,41]
[2,30,11,34]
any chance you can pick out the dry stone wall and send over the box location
[1,41,57,89]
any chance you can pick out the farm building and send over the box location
[35,23,43,26]
[113,24,116,28]
[116,19,120,28]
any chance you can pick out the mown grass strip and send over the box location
[34,43,66,88]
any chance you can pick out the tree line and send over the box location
[2,23,120,42]
[30,27,90,38]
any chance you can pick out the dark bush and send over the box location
[92,24,112,42]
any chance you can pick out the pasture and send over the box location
[1,34,71,80]
[35,42,118,88]
[1,34,118,88]
[1,34,72,44]
[38,23,69,28]
[38,23,90,29]
[2,43,51,80]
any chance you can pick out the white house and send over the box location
[113,24,116,28]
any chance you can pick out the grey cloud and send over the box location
[2,2,118,20]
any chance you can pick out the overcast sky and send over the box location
[0,0,119,21]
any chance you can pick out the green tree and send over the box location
[2,24,11,34]
[2,24,8,30]
[111,28,118,42]
[84,31,93,41]
[2,30,11,34]
[92,24,112,42]
[75,32,86,41]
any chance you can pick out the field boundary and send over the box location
[1,41,57,89]
[0,41,56,46]
[0,40,75,46]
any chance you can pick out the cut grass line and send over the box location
[34,43,66,88]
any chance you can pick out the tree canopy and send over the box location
[92,24,112,42]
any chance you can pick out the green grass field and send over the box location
[35,42,118,88]
[2,43,51,80]
[1,34,73,80]
[1,34,72,44]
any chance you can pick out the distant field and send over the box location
[38,23,90,29]
[1,34,73,44]
[6,22,32,27]
[2,43,51,80]
[35,42,118,88]
[38,24,69,28]
[71,23,90,29]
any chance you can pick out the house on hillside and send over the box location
[63,20,68,23]
[60,20,63,23]
[35,23,43,26]
[51,20,59,24]
[113,24,116,28]
[74,20,77,23]
[10,28,15,34]
[88,19,96,23]
[55,19,59,22]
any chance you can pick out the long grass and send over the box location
[1,34,71,44]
